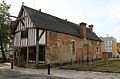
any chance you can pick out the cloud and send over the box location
[113,27,120,33]
[110,5,120,20]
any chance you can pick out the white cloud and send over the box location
[110,5,120,19]
[113,27,120,33]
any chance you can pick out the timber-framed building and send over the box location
[13,5,102,67]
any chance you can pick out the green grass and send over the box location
[61,59,120,73]
[0,64,5,67]
[0,63,10,67]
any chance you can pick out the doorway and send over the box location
[39,45,45,63]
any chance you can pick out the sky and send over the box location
[1,0,120,42]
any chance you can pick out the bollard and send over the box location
[11,61,13,69]
[48,64,50,75]
[60,60,62,68]
[79,58,80,65]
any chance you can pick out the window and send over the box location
[97,47,98,52]
[72,40,75,54]
[21,29,28,38]
[39,45,45,62]
[105,41,107,44]
[29,46,36,62]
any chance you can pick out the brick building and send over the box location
[13,5,102,67]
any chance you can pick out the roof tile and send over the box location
[23,5,102,41]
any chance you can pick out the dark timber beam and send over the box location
[27,40,29,64]
[38,30,45,40]
[9,15,28,20]
[36,29,45,64]
[36,29,39,64]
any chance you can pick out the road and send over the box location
[0,69,71,79]
[0,63,120,79]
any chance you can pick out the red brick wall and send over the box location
[76,48,83,60]
[88,45,94,60]
[45,30,102,63]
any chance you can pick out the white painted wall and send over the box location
[39,30,46,45]
[14,8,46,47]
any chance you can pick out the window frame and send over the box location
[71,40,76,54]
[21,29,28,38]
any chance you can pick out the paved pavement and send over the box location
[0,69,70,79]
[0,63,120,79]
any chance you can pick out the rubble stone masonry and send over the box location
[46,30,101,64]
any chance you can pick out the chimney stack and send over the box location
[22,2,24,5]
[39,9,41,12]
[88,25,93,32]
[65,19,67,21]
[80,22,87,38]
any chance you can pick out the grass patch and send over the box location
[61,59,120,73]
[0,62,10,67]
[0,64,6,67]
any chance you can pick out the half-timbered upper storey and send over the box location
[14,5,46,47]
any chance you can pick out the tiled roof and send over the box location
[22,5,102,41]
[86,28,102,41]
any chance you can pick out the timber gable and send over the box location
[15,7,34,32]
[14,6,46,47]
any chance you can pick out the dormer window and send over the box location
[21,29,28,38]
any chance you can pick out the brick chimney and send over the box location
[39,9,41,12]
[80,22,87,38]
[88,25,93,32]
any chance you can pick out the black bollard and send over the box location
[79,58,80,65]
[11,61,13,69]
[48,64,50,75]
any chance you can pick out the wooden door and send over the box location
[39,45,45,62]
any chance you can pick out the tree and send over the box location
[0,1,11,61]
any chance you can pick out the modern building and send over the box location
[100,37,117,58]
[12,5,102,67]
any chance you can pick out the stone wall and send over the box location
[88,40,102,59]
[45,30,102,63]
